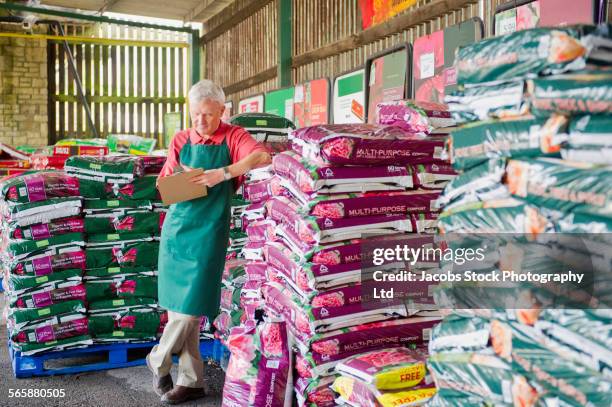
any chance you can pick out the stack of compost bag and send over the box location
[65,155,166,343]
[213,259,249,343]
[216,114,294,330]
[428,24,612,406]
[256,118,457,406]
[1,171,91,355]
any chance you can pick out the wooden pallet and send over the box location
[10,339,218,378]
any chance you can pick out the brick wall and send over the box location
[0,23,48,148]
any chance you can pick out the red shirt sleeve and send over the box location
[158,130,189,180]
[225,125,269,190]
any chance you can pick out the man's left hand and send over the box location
[189,168,225,188]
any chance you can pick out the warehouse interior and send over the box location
[1,0,611,406]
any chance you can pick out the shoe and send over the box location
[146,354,173,396]
[161,385,206,404]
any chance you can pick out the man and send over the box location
[147,79,271,404]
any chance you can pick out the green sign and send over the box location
[163,112,182,149]
[265,87,295,121]
[333,69,365,124]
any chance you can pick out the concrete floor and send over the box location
[0,293,226,407]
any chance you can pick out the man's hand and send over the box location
[188,168,225,188]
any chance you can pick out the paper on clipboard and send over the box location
[157,169,207,205]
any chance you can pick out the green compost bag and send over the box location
[436,158,508,210]
[7,268,82,296]
[506,157,612,217]
[446,81,528,124]
[529,73,612,117]
[229,112,295,138]
[492,320,612,406]
[438,198,553,235]
[11,334,93,356]
[108,175,160,201]
[556,208,612,233]
[5,232,85,259]
[562,114,612,165]
[450,116,566,171]
[428,352,537,406]
[87,297,157,314]
[84,265,157,280]
[85,241,159,269]
[1,197,82,227]
[455,26,589,85]
[83,199,153,214]
[107,134,156,155]
[566,114,612,148]
[85,276,157,302]
[7,299,86,327]
[9,281,86,309]
[427,393,495,407]
[88,309,161,336]
[10,313,89,346]
[84,211,161,235]
[65,155,145,176]
[429,314,492,354]
[111,212,163,234]
[86,232,154,249]
[6,216,85,241]
[536,309,612,362]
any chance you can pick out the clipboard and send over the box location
[157,169,208,205]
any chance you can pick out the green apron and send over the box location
[158,135,231,318]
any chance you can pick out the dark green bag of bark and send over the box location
[78,178,109,199]
[506,157,612,216]
[65,155,145,178]
[438,199,553,234]
[112,212,163,234]
[86,232,153,248]
[11,334,92,355]
[7,299,86,326]
[83,217,115,234]
[109,176,160,201]
[87,297,157,314]
[455,26,588,85]
[85,241,159,268]
[84,266,157,280]
[6,232,85,258]
[85,276,158,302]
[450,116,566,171]
[8,268,82,294]
[84,199,153,213]
[529,73,612,116]
[436,158,507,209]
[88,309,161,335]
[567,115,612,148]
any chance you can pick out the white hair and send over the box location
[188,79,225,105]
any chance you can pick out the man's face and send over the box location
[190,99,225,137]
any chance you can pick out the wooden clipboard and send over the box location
[157,169,207,205]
